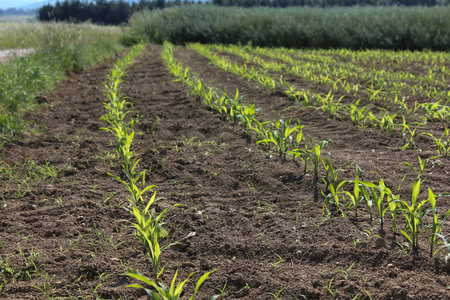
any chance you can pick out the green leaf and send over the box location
[400,230,412,244]
[412,179,421,207]
[428,188,436,210]
[189,270,215,300]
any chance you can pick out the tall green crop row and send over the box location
[127,6,450,51]
[100,44,218,299]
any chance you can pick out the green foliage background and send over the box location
[127,6,450,51]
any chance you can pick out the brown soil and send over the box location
[1,44,450,300]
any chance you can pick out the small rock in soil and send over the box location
[182,262,195,268]
[200,259,211,270]
[234,287,249,298]
[228,273,246,286]
[310,250,326,260]
[375,238,386,249]
[55,255,67,262]
[390,285,407,298]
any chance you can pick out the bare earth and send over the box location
[1,44,450,299]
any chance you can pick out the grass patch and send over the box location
[0,22,124,141]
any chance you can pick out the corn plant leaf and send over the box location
[412,179,421,207]
[189,270,216,300]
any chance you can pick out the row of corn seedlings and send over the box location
[164,42,334,175]
[310,47,450,78]
[248,47,450,257]
[188,43,450,156]
[252,45,450,104]
[100,43,217,299]
[210,43,450,130]
[212,43,450,123]
[184,43,450,259]
[322,162,450,257]
[203,44,450,160]
[192,44,450,160]
[167,43,337,200]
[262,46,450,122]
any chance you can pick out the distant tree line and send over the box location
[39,0,135,25]
[0,8,37,16]
[38,0,203,25]
[38,0,448,25]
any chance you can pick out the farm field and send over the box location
[1,43,450,300]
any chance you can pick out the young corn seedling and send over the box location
[249,119,272,142]
[323,157,340,192]
[403,155,440,182]
[290,126,305,151]
[109,163,156,208]
[304,137,331,202]
[297,89,314,107]
[421,101,446,123]
[345,171,363,220]
[435,234,450,264]
[282,80,313,107]
[365,86,385,102]
[379,109,400,136]
[399,116,424,150]
[282,79,299,101]
[200,87,217,107]
[335,261,356,280]
[109,164,177,277]
[288,142,310,175]
[118,131,138,178]
[189,78,204,98]
[425,126,450,157]
[238,102,259,136]
[124,189,179,277]
[257,118,303,158]
[382,177,405,233]
[400,178,428,254]
[125,269,219,300]
[317,91,346,119]
[266,287,286,300]
[225,89,246,124]
[240,115,257,140]
[425,189,450,257]
[359,181,374,224]
[364,111,380,129]
[349,99,368,128]
[360,175,388,231]
[322,180,347,218]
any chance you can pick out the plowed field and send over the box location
[1,44,450,299]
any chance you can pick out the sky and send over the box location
[0,0,56,9]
